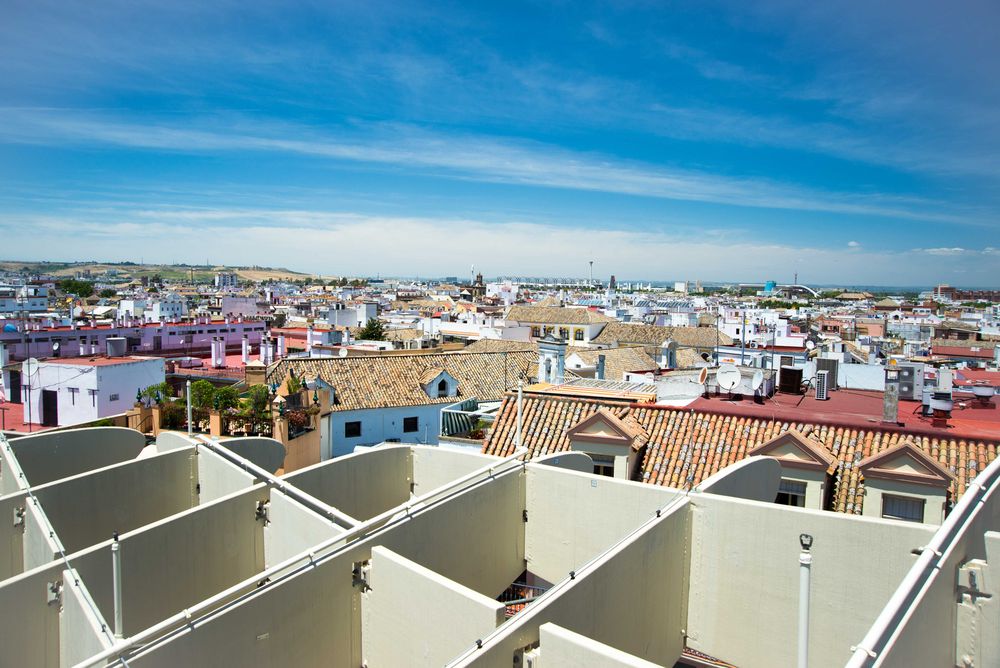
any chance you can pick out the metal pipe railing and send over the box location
[846,454,1000,667]
[194,435,360,529]
[74,446,528,668]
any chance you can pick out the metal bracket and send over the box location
[255,500,270,524]
[352,560,371,592]
[47,580,62,605]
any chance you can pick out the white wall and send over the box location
[8,427,145,489]
[283,446,411,521]
[264,489,342,568]
[410,446,495,496]
[687,493,935,668]
[196,448,257,503]
[461,498,689,668]
[329,404,444,457]
[525,465,681,584]
[537,623,662,667]
[60,568,113,668]
[30,448,198,555]
[362,546,505,666]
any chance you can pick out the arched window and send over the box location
[438,379,449,397]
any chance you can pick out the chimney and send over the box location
[660,339,676,369]
[277,334,286,358]
[882,366,900,423]
[241,335,249,364]
[0,342,8,368]
[306,325,314,354]
[596,354,606,380]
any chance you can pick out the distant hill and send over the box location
[0,260,312,283]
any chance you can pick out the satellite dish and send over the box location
[751,370,764,391]
[716,364,741,391]
[749,341,758,349]
[805,340,816,350]
[338,348,349,358]
[697,367,709,384]
[52,342,60,351]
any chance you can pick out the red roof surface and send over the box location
[0,402,54,434]
[46,355,161,367]
[689,387,1000,441]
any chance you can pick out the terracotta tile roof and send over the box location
[504,305,616,325]
[266,350,535,412]
[568,347,659,381]
[590,321,734,348]
[482,392,1000,514]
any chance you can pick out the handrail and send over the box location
[845,454,1000,667]
[447,488,691,666]
[74,445,528,667]
[193,435,359,529]
[0,432,119,648]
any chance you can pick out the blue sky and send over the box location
[1,1,998,285]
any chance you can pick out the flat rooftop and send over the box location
[690,386,1000,441]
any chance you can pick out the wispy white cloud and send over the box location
[0,110,980,226]
[4,207,998,285]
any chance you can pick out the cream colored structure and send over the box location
[1,423,999,668]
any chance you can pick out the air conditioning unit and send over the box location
[815,370,830,400]
[816,358,839,390]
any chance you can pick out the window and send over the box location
[88,389,98,407]
[775,479,807,507]
[109,394,119,402]
[403,416,419,433]
[882,494,925,523]
[344,421,362,438]
[67,387,78,405]
[438,379,449,398]
[530,326,541,338]
[574,328,584,341]
[558,327,569,340]
[591,454,615,477]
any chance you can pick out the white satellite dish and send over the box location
[338,348,349,358]
[751,370,764,391]
[716,364,741,391]
[806,340,816,350]
[697,367,709,384]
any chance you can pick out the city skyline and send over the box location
[1,1,998,283]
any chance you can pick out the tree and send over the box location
[190,379,216,409]
[214,386,240,411]
[57,279,94,298]
[140,382,172,406]
[271,312,287,328]
[99,288,116,298]
[246,385,271,416]
[357,318,385,341]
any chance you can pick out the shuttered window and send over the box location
[882,494,924,523]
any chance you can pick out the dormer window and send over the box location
[438,379,448,398]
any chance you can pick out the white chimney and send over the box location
[306,325,314,353]
[241,335,249,364]
[277,334,286,358]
